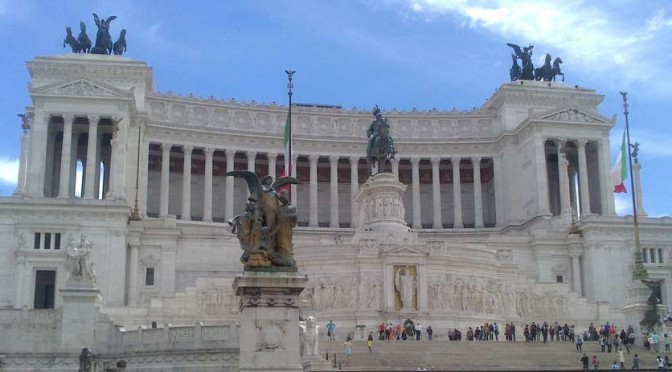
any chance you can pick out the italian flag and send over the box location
[610,130,627,193]
[279,112,291,192]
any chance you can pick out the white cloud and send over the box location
[0,157,18,185]
[403,0,672,97]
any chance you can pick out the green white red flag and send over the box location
[611,130,627,193]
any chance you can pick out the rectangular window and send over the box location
[44,233,51,250]
[659,248,664,264]
[33,270,56,309]
[556,275,563,283]
[34,233,41,249]
[145,267,155,286]
[643,249,648,263]
[650,249,657,264]
[54,233,61,250]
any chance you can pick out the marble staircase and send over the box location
[312,338,663,371]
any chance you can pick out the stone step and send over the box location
[312,339,665,371]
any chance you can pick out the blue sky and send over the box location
[0,0,670,217]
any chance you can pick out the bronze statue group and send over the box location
[63,13,127,56]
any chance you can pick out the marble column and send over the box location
[472,157,484,228]
[452,157,463,228]
[350,156,359,228]
[571,254,582,294]
[181,145,193,221]
[290,155,298,205]
[129,245,139,305]
[391,158,399,179]
[159,143,172,217]
[411,157,421,229]
[203,147,214,222]
[26,111,47,197]
[139,139,149,217]
[598,139,615,215]
[633,163,647,216]
[15,124,30,195]
[58,115,74,198]
[493,155,504,227]
[106,133,119,200]
[556,140,571,215]
[576,140,591,216]
[329,156,339,228]
[268,153,278,179]
[309,155,319,227]
[247,151,256,173]
[431,157,442,229]
[225,150,235,221]
[84,115,99,199]
[535,136,551,215]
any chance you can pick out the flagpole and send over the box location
[286,70,295,201]
[620,92,647,280]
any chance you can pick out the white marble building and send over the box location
[1,53,672,340]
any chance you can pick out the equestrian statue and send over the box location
[226,171,301,270]
[366,105,397,177]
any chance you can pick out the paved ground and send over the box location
[313,337,667,371]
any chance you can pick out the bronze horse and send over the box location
[366,118,394,176]
[63,26,80,53]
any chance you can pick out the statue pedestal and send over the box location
[59,281,102,351]
[233,271,308,372]
[622,281,664,334]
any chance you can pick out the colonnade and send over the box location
[147,142,495,229]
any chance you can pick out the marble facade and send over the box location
[1,54,672,360]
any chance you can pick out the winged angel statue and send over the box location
[226,171,301,270]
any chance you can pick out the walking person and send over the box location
[576,334,584,352]
[581,353,590,371]
[592,355,600,371]
[632,354,640,370]
[326,320,336,341]
[344,336,353,362]
[367,332,374,352]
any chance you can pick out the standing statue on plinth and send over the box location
[395,266,416,310]
[66,234,97,283]
[366,105,396,177]
[227,171,301,270]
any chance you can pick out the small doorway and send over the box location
[33,270,56,309]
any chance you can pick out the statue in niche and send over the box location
[227,171,301,270]
[66,234,97,283]
[395,266,416,310]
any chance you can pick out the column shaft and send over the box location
[633,163,647,216]
[329,156,339,228]
[159,143,172,217]
[139,139,149,217]
[598,140,615,215]
[473,157,484,228]
[571,255,582,294]
[577,140,591,216]
[431,158,442,229]
[309,155,319,227]
[391,158,399,179]
[350,157,359,228]
[493,155,504,227]
[58,116,74,198]
[452,157,463,228]
[181,146,193,220]
[129,245,139,305]
[203,148,214,222]
[268,153,277,179]
[535,136,551,215]
[225,150,235,220]
[411,158,421,229]
[15,131,30,195]
[84,116,99,199]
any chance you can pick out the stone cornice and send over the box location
[484,81,603,111]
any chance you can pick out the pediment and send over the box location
[31,78,131,98]
[383,245,427,256]
[536,105,614,125]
